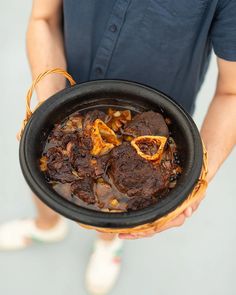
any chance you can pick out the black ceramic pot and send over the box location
[19,80,203,229]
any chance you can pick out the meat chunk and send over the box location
[91,154,110,178]
[83,110,107,131]
[61,132,79,149]
[68,138,110,179]
[45,147,77,183]
[45,131,109,182]
[61,114,83,132]
[108,143,167,198]
[71,178,96,204]
[123,111,169,138]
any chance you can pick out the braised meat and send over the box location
[71,178,96,204]
[108,143,168,197]
[45,147,77,183]
[123,111,169,137]
[83,110,107,131]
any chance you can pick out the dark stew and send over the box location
[39,108,182,212]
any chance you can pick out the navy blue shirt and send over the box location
[63,0,236,114]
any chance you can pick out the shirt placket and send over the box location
[90,0,131,80]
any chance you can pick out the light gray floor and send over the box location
[0,2,235,295]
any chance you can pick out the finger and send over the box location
[119,233,141,239]
[155,213,186,233]
[119,232,155,240]
[120,236,140,240]
[139,213,186,235]
[193,194,206,211]
[119,228,157,239]
[119,213,186,239]
[192,197,204,212]
[192,202,200,212]
[184,206,193,218]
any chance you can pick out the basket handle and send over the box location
[19,68,76,139]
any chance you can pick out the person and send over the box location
[1,0,236,294]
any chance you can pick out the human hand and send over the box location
[118,197,204,240]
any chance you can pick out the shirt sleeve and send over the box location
[210,0,236,61]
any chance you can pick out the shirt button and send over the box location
[109,24,117,33]
[95,67,103,75]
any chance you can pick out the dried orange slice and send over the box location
[131,135,167,161]
[91,119,121,156]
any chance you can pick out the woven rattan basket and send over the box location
[19,68,208,234]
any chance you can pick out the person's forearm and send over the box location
[26,15,66,101]
[200,94,236,182]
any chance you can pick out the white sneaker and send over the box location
[0,218,68,250]
[85,236,123,295]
